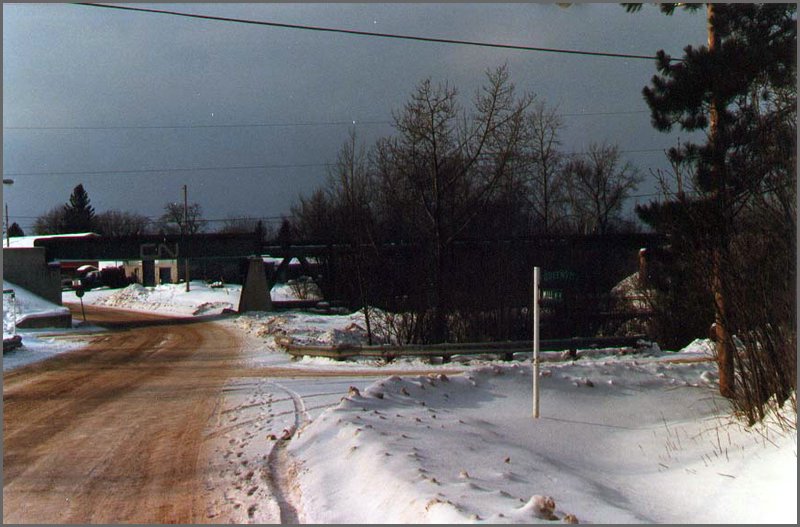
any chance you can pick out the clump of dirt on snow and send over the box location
[192,302,234,316]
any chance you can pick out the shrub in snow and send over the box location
[287,276,322,301]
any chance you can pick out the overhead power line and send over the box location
[5,148,669,178]
[4,120,393,131]
[76,3,673,62]
[563,110,649,117]
[4,163,334,177]
[3,110,650,131]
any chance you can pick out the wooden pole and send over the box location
[533,266,541,419]
[183,185,190,292]
[5,203,9,248]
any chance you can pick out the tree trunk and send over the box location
[707,3,735,399]
[431,237,449,343]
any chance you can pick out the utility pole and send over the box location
[3,178,13,248]
[532,267,541,419]
[5,203,10,248]
[183,184,190,292]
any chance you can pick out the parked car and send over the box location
[79,270,102,290]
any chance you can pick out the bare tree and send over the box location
[33,206,67,234]
[329,129,378,343]
[291,189,336,243]
[375,65,531,341]
[158,202,205,235]
[218,216,274,239]
[524,101,568,233]
[95,210,151,236]
[564,142,642,234]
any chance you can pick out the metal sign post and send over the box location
[75,287,86,322]
[183,185,190,292]
[533,266,541,419]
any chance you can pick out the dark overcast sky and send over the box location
[3,3,708,232]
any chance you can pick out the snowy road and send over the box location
[1,304,448,523]
[3,305,247,523]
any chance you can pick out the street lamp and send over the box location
[3,179,13,247]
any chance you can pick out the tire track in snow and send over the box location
[264,381,310,524]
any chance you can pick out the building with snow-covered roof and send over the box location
[5,232,100,249]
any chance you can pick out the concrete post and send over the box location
[142,260,156,287]
[238,257,273,313]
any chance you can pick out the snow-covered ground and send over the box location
[2,329,93,371]
[61,281,318,317]
[225,300,797,523]
[3,280,71,329]
[3,281,89,370]
[5,280,796,523]
[288,361,796,524]
[62,281,242,316]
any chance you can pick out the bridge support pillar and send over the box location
[238,257,273,313]
[142,260,156,287]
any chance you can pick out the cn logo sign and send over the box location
[140,243,179,261]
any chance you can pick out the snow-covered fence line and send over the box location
[276,334,650,362]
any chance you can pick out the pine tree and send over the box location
[633,3,796,404]
[254,220,266,242]
[62,184,96,233]
[277,217,293,248]
[8,222,25,237]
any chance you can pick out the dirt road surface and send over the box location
[3,303,468,523]
[3,304,244,524]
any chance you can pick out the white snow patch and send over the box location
[287,362,797,524]
[2,329,94,371]
[679,337,716,357]
[65,281,239,316]
[3,281,70,329]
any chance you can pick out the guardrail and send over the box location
[275,334,649,362]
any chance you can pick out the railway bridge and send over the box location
[32,232,664,336]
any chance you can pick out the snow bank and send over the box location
[66,281,322,317]
[3,281,71,337]
[66,281,241,316]
[4,281,70,324]
[288,361,797,524]
[270,280,323,302]
[236,310,373,346]
[678,337,716,357]
[2,283,101,370]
